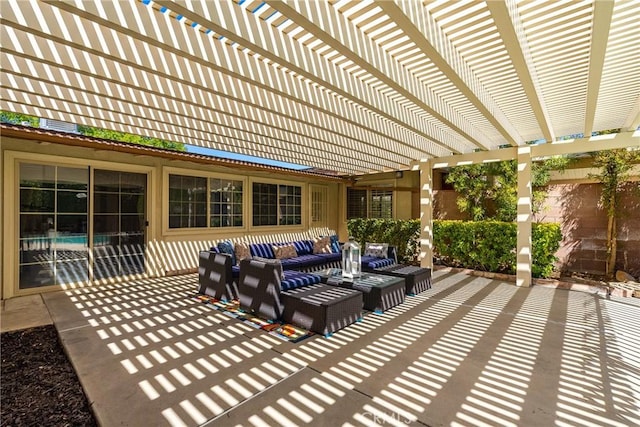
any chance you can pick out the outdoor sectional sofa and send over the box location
[198,237,399,298]
[198,237,343,301]
[237,257,363,336]
[197,236,399,335]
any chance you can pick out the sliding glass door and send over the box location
[93,170,147,280]
[19,164,89,288]
[18,163,147,289]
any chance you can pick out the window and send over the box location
[168,175,207,228]
[169,174,245,229]
[252,182,302,226]
[210,178,243,227]
[347,188,393,219]
[347,188,367,219]
[311,185,328,225]
[94,170,147,279]
[279,184,302,225]
[371,190,393,218]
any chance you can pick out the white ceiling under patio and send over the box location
[1,0,639,175]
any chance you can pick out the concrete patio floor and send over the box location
[34,270,640,426]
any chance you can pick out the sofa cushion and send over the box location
[279,254,328,270]
[250,242,276,259]
[362,256,395,270]
[313,236,332,254]
[329,235,340,253]
[274,244,297,259]
[364,242,389,258]
[234,242,251,265]
[281,270,321,291]
[217,240,235,265]
[314,252,341,263]
[292,240,314,255]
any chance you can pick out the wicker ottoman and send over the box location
[350,275,405,313]
[281,284,363,337]
[373,265,432,296]
[324,272,405,313]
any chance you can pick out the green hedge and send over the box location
[433,220,562,278]
[348,218,562,278]
[347,218,420,263]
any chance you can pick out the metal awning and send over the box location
[1,0,639,175]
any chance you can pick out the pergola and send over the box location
[1,0,639,286]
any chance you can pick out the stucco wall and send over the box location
[2,135,343,298]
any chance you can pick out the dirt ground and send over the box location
[1,325,97,426]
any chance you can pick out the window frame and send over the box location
[347,187,394,219]
[310,184,328,226]
[249,178,306,229]
[163,167,247,234]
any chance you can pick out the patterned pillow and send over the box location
[252,256,284,280]
[364,242,389,258]
[313,236,332,254]
[273,244,298,259]
[234,242,251,265]
[217,240,236,265]
[329,235,340,253]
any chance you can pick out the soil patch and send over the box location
[1,325,97,426]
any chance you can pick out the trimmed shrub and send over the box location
[347,218,420,263]
[531,223,562,278]
[347,218,561,278]
[433,220,562,278]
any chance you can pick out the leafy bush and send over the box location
[433,220,561,278]
[347,218,420,263]
[531,223,562,278]
[347,218,561,278]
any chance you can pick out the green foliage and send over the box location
[445,164,493,221]
[77,125,186,151]
[347,218,421,263]
[445,157,570,221]
[588,147,640,276]
[433,220,562,278]
[0,111,39,126]
[531,156,570,215]
[1,110,185,152]
[531,223,563,277]
[589,148,639,217]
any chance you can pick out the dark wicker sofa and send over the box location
[237,257,363,336]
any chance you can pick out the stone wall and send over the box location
[433,183,640,277]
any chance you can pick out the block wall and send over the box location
[433,183,640,277]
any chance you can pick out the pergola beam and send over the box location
[428,131,640,169]
[379,0,522,147]
[487,0,555,142]
[266,0,488,153]
[584,0,615,136]
[419,130,639,288]
[153,0,450,157]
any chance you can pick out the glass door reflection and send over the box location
[93,170,147,280]
[19,164,89,289]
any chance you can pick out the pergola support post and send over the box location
[419,159,434,269]
[517,146,533,287]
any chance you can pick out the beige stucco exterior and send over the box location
[1,133,344,299]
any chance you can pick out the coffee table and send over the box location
[315,269,405,313]
[373,264,432,296]
[280,283,363,337]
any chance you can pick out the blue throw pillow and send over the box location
[217,240,236,265]
[329,235,340,253]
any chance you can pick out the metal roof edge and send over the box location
[0,123,347,182]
